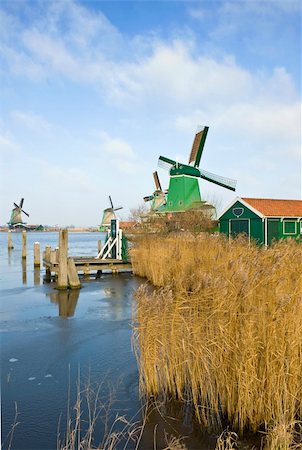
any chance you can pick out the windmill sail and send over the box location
[188,126,209,167]
[153,171,162,191]
[199,168,237,191]
[144,195,154,202]
[158,155,177,171]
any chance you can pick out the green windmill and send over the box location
[158,126,237,213]
[8,198,29,229]
[100,196,123,232]
[143,171,167,212]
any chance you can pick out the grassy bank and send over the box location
[131,234,302,444]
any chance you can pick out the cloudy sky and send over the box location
[0,0,301,226]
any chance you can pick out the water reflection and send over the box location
[22,259,27,284]
[48,289,80,318]
[8,248,12,265]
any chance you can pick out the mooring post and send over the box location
[45,245,51,262]
[22,258,27,284]
[22,230,27,259]
[57,229,68,289]
[44,245,52,282]
[34,242,40,267]
[97,240,102,254]
[34,268,40,286]
[8,231,14,249]
[67,257,81,289]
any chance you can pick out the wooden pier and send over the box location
[42,226,132,289]
[43,256,132,276]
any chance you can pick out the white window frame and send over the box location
[283,220,297,235]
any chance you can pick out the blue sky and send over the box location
[0,0,301,226]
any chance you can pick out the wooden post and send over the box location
[34,268,40,286]
[34,242,40,267]
[50,249,57,264]
[97,240,102,253]
[22,258,27,284]
[45,245,51,262]
[57,229,68,290]
[44,245,52,282]
[8,231,14,249]
[22,231,27,259]
[83,264,90,279]
[67,258,81,289]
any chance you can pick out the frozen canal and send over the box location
[1,232,143,450]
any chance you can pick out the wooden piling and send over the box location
[8,231,14,249]
[50,249,57,264]
[34,268,40,286]
[45,245,51,262]
[22,258,27,284]
[22,231,26,259]
[97,240,102,254]
[44,245,52,282]
[67,258,81,289]
[34,242,40,267]
[57,229,68,290]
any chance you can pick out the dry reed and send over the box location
[131,234,302,444]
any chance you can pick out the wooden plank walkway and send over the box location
[43,256,132,274]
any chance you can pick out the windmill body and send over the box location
[158,126,237,213]
[143,171,167,212]
[8,198,29,229]
[100,196,123,231]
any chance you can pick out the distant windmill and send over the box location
[158,126,237,212]
[143,171,167,212]
[100,196,123,231]
[8,198,29,229]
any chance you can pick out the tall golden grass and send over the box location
[131,234,302,442]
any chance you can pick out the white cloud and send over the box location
[0,0,300,223]
[41,163,93,192]
[0,131,20,155]
[188,6,206,21]
[99,131,135,159]
[11,110,51,133]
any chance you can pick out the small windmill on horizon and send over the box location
[8,198,29,229]
[143,171,167,212]
[100,196,123,231]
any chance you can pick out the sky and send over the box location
[0,0,301,226]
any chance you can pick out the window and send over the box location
[178,200,183,206]
[283,220,296,235]
[168,201,173,206]
[232,207,244,217]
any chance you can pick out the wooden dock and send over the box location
[43,256,132,275]
[42,228,132,289]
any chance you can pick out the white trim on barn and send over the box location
[218,197,264,219]
[283,220,297,235]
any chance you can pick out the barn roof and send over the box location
[242,198,302,217]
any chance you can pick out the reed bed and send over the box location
[131,234,302,442]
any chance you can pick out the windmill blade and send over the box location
[153,171,162,191]
[158,155,176,171]
[199,168,237,191]
[20,198,24,208]
[113,206,123,211]
[144,195,154,202]
[109,196,114,208]
[21,209,30,217]
[14,203,20,209]
[188,126,209,167]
